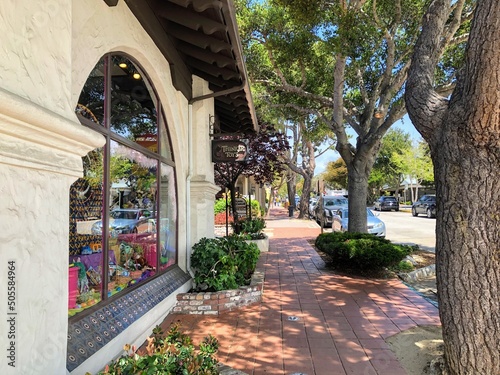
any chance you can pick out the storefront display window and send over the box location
[69,53,177,318]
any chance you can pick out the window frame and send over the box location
[70,53,178,322]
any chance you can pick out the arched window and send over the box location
[68,54,177,318]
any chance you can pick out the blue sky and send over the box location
[314,114,423,174]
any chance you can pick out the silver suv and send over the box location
[315,195,349,227]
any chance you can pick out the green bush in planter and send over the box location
[94,323,219,375]
[191,235,260,292]
[315,232,412,272]
[232,217,266,239]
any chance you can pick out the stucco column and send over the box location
[189,78,220,243]
[0,89,104,374]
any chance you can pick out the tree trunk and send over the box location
[405,1,500,372]
[228,181,241,234]
[434,119,500,373]
[287,171,296,210]
[346,159,370,233]
[298,175,312,219]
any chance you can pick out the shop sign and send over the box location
[234,197,247,217]
[136,133,157,152]
[212,140,248,162]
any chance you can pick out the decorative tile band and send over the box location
[66,266,191,372]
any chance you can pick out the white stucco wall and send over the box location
[0,0,74,119]
[0,0,220,373]
[0,88,104,374]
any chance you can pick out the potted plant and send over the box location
[190,235,260,292]
[234,217,269,252]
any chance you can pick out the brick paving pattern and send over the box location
[154,206,441,375]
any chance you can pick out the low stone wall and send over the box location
[399,264,436,282]
[171,269,264,315]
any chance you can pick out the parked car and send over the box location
[315,195,349,227]
[308,198,319,219]
[373,196,399,211]
[412,194,436,218]
[332,208,386,237]
[91,208,154,235]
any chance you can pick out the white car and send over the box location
[331,208,386,237]
[308,198,318,218]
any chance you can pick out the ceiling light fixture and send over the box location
[119,62,127,68]
[133,73,141,80]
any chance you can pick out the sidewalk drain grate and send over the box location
[287,316,300,321]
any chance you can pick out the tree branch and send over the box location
[405,0,451,141]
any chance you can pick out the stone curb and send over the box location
[398,264,436,282]
[218,363,249,375]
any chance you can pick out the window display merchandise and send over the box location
[68,54,177,318]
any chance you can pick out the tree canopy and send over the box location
[236,0,470,232]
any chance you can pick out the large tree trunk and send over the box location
[298,174,312,219]
[286,170,296,210]
[434,122,500,373]
[406,1,500,373]
[346,158,371,233]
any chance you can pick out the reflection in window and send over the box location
[76,60,105,126]
[70,53,177,318]
[110,56,158,150]
[68,149,104,316]
[106,141,157,297]
[159,163,177,270]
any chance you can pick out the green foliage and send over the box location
[391,140,434,187]
[371,128,413,190]
[390,260,415,273]
[95,323,219,375]
[214,198,230,215]
[315,232,412,273]
[234,217,266,239]
[191,235,260,292]
[322,158,348,190]
[249,199,261,217]
[237,0,466,233]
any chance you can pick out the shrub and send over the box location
[214,198,230,215]
[191,235,260,291]
[95,323,219,375]
[232,217,266,239]
[214,212,234,225]
[315,232,412,273]
[390,260,415,273]
[249,200,261,217]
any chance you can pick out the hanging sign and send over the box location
[234,197,247,217]
[211,140,248,162]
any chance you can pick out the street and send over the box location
[377,208,436,252]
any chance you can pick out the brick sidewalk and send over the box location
[151,206,441,375]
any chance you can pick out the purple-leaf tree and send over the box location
[214,124,290,232]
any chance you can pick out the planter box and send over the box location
[246,234,269,252]
[172,255,265,316]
